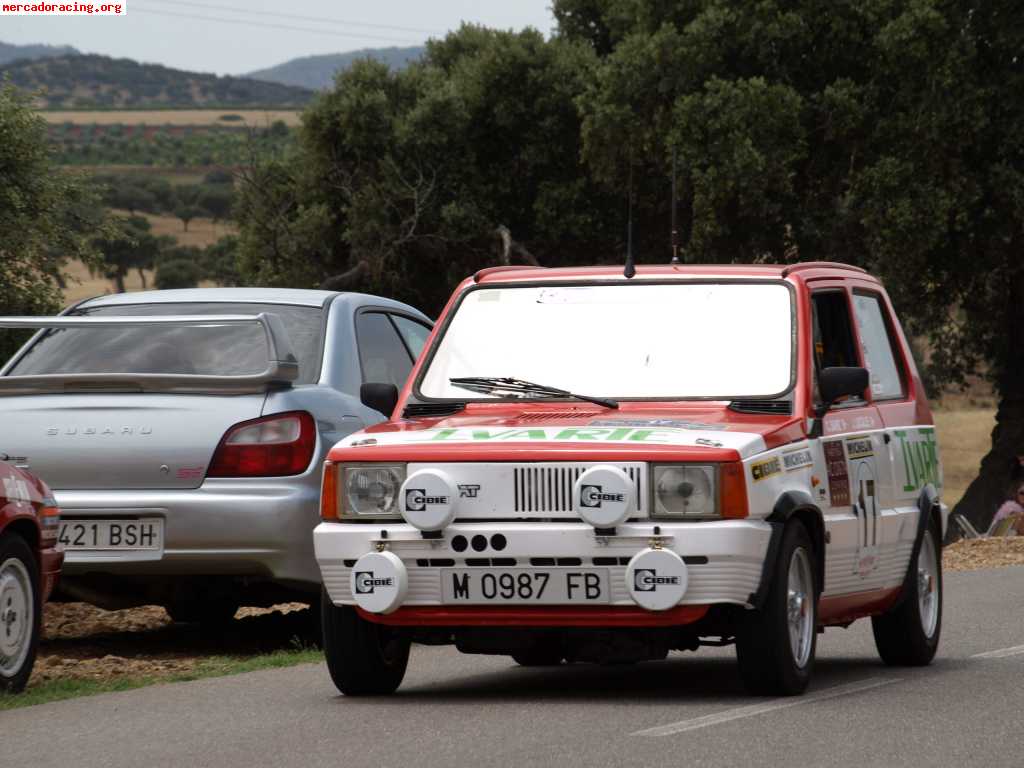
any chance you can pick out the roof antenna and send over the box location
[624,156,635,279]
[670,144,680,265]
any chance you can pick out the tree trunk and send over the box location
[114,269,126,293]
[949,265,1024,540]
[138,267,147,290]
[949,395,1024,540]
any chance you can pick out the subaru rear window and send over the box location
[7,303,325,385]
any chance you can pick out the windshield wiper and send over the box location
[449,377,619,409]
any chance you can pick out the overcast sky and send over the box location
[4,0,556,75]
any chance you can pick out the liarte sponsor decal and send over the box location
[354,571,394,594]
[823,440,850,506]
[579,484,624,508]
[782,448,814,472]
[751,456,782,482]
[633,569,680,592]
[895,428,940,492]
[845,435,874,459]
[404,488,449,511]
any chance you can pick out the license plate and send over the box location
[57,519,163,551]
[441,568,609,605]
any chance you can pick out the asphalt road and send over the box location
[6,566,1024,768]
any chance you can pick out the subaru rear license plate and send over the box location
[58,519,163,551]
[441,568,609,604]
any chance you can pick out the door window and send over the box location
[811,291,863,404]
[355,312,413,388]
[391,315,432,360]
[852,293,904,400]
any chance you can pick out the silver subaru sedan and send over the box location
[0,288,431,623]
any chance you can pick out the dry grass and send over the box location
[933,407,995,509]
[124,210,237,248]
[60,211,231,304]
[40,109,301,127]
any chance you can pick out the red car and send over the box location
[0,455,63,692]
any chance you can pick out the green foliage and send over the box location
[0,83,112,359]
[567,0,1024,399]
[202,235,242,286]
[92,214,159,293]
[155,255,203,290]
[236,26,618,315]
[51,123,294,167]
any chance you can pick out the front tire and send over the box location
[872,517,942,666]
[0,534,41,693]
[321,588,409,695]
[736,522,818,696]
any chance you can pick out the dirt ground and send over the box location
[30,602,316,686]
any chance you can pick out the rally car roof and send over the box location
[473,261,873,285]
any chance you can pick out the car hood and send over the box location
[328,406,804,463]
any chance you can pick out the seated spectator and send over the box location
[988,481,1024,536]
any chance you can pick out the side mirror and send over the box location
[819,366,869,406]
[360,382,399,418]
[809,367,869,438]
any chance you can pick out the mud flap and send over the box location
[890,483,939,610]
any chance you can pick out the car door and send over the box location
[808,285,887,596]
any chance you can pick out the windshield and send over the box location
[7,302,325,385]
[419,282,794,400]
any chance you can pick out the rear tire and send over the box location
[0,534,41,694]
[872,517,942,666]
[736,522,817,696]
[321,588,409,695]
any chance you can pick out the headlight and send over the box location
[652,464,718,518]
[342,465,405,519]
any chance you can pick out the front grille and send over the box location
[513,464,643,514]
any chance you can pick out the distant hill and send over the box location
[246,46,425,90]
[0,41,79,66]
[1,54,314,109]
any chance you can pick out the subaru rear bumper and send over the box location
[55,476,321,585]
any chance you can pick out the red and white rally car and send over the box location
[0,455,62,692]
[314,262,946,696]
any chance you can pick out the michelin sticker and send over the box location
[782,448,814,472]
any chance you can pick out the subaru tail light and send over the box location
[207,411,316,477]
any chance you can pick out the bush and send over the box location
[155,257,202,290]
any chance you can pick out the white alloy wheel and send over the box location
[787,547,815,669]
[917,529,940,639]
[0,555,33,679]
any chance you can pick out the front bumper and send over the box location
[315,520,772,616]
[54,476,321,585]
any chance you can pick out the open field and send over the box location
[60,209,232,304]
[41,109,302,127]
[933,407,995,510]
